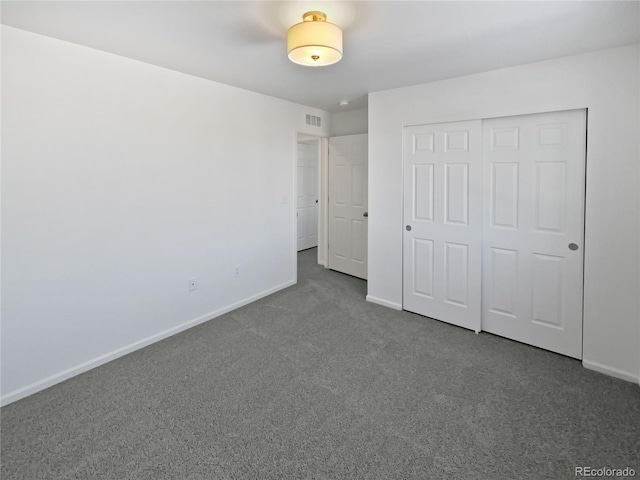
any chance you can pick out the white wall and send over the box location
[1,26,330,405]
[368,44,640,383]
[330,108,368,136]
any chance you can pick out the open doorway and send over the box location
[296,137,319,251]
[296,134,329,267]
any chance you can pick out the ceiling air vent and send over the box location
[306,114,322,127]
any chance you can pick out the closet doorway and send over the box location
[403,109,586,359]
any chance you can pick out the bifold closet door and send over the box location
[482,110,586,359]
[402,121,482,331]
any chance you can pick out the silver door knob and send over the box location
[363,212,368,217]
[568,243,579,251]
[406,225,412,231]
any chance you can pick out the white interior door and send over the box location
[328,134,368,279]
[482,109,586,359]
[402,121,482,331]
[297,141,319,251]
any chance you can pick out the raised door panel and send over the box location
[535,162,566,233]
[445,130,469,152]
[334,164,350,206]
[490,162,519,230]
[414,132,434,153]
[491,127,519,151]
[531,254,563,329]
[444,242,469,307]
[413,164,435,222]
[444,164,469,226]
[487,248,518,318]
[412,239,434,298]
[351,164,366,207]
[307,205,318,243]
[351,219,366,264]
[333,217,348,260]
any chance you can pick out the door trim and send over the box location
[294,132,328,279]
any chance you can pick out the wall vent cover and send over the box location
[306,114,322,127]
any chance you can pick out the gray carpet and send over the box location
[1,247,639,479]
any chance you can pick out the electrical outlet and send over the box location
[234,265,240,277]
[189,278,197,291]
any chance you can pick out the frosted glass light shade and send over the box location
[287,11,343,67]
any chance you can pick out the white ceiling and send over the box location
[2,1,639,112]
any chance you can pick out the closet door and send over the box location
[402,121,482,331]
[482,110,586,359]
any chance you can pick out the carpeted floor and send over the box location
[1,247,639,479]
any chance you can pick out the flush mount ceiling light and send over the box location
[287,11,343,67]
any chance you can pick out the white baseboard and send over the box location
[582,359,640,385]
[366,295,402,311]
[1,280,296,407]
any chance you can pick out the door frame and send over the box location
[401,108,588,350]
[296,136,320,253]
[294,132,329,282]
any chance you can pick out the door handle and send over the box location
[315,200,318,203]
[568,243,579,251]
[363,212,368,217]
[406,225,412,231]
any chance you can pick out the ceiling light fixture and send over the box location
[339,100,350,107]
[287,11,343,67]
